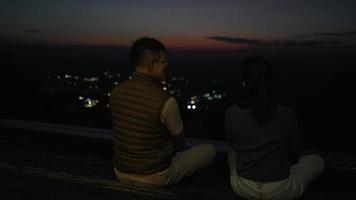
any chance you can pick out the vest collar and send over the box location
[132,72,165,88]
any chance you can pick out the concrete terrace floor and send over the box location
[0,119,356,200]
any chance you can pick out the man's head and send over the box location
[129,37,168,80]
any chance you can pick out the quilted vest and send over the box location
[109,72,174,174]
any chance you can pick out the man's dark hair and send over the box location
[236,56,275,125]
[129,37,165,66]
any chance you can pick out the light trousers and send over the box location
[114,144,216,188]
[228,149,325,200]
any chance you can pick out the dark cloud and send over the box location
[206,36,341,47]
[283,40,340,47]
[206,36,266,46]
[297,29,356,38]
[24,29,41,33]
[315,32,355,37]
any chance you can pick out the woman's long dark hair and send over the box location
[236,56,275,125]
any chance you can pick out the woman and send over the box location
[225,56,324,200]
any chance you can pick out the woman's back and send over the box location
[225,103,298,181]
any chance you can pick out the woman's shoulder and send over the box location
[226,104,236,111]
[225,104,252,119]
[225,104,247,113]
[275,104,296,118]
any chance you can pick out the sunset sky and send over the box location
[1,0,356,49]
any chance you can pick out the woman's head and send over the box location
[241,56,272,92]
[237,56,275,125]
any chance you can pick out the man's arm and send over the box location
[161,97,186,151]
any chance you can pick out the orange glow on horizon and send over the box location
[31,35,251,50]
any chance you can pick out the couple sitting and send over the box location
[109,37,324,200]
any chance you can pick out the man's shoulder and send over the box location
[162,96,177,107]
[112,79,171,100]
[110,81,127,93]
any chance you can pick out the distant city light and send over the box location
[44,69,230,112]
[191,96,198,100]
[83,98,99,108]
[84,99,94,108]
[84,77,99,82]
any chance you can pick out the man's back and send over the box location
[110,72,174,175]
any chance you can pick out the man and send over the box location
[109,37,216,187]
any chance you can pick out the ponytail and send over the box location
[236,56,275,125]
